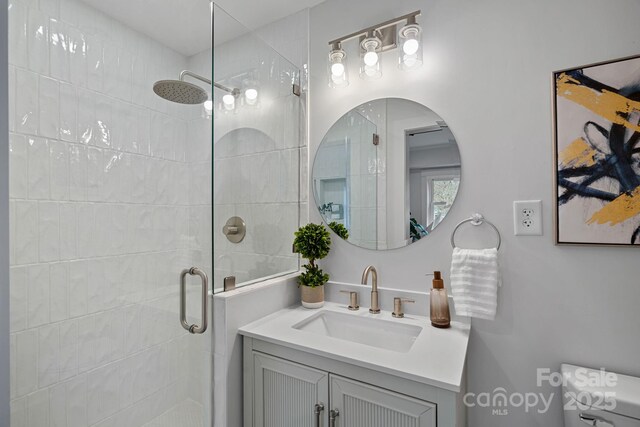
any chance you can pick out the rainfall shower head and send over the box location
[153,79,209,104]
[153,70,239,105]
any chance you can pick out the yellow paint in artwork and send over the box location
[559,137,597,168]
[556,73,640,132]
[587,186,640,226]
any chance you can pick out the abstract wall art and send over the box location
[553,55,640,246]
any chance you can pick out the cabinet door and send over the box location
[253,352,329,427]
[329,375,436,427]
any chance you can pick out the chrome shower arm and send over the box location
[180,70,240,96]
[214,82,240,96]
[180,69,212,85]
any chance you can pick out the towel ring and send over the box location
[450,213,501,250]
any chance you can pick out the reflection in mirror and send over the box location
[313,98,461,250]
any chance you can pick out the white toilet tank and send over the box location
[562,364,640,426]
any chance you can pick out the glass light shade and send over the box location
[204,99,213,113]
[398,23,423,70]
[242,76,260,106]
[245,88,258,103]
[359,36,382,80]
[328,47,349,88]
[222,93,235,111]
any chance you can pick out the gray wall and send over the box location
[0,0,9,425]
[309,0,640,425]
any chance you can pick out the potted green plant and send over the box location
[293,223,332,308]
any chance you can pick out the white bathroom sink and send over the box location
[239,302,470,391]
[292,310,422,352]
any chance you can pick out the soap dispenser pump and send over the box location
[430,271,451,328]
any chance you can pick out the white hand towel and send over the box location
[450,247,499,320]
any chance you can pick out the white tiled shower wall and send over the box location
[8,0,212,425]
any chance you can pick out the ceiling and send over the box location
[214,0,324,32]
[79,0,325,57]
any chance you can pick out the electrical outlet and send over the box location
[513,200,542,235]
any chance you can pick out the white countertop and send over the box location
[239,302,470,392]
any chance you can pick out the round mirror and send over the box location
[313,98,461,250]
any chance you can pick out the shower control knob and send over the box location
[222,216,246,243]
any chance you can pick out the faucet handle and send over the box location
[392,297,415,318]
[339,290,359,311]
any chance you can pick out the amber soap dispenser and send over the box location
[430,271,451,328]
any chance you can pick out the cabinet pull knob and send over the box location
[329,409,340,427]
[314,403,325,427]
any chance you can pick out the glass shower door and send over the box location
[7,0,214,425]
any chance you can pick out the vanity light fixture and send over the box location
[222,93,236,111]
[215,71,255,114]
[360,31,382,80]
[242,76,260,106]
[398,15,423,70]
[328,42,349,88]
[244,88,258,105]
[327,10,421,87]
[204,98,213,114]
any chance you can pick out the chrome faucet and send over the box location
[361,265,380,314]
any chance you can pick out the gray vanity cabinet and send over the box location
[330,375,436,427]
[247,349,436,427]
[252,352,329,427]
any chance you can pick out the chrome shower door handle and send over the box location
[180,267,209,334]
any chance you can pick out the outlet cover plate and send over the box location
[513,200,542,236]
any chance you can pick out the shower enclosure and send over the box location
[7,0,305,425]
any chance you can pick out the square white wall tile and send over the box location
[49,17,70,81]
[10,396,27,427]
[38,200,60,261]
[10,334,17,400]
[27,388,50,427]
[15,69,39,135]
[68,144,87,201]
[10,267,28,332]
[40,0,60,20]
[14,329,38,398]
[59,202,77,259]
[39,75,60,138]
[50,262,69,322]
[49,381,67,427]
[8,0,28,68]
[68,260,88,318]
[86,34,103,92]
[67,24,88,88]
[59,82,77,142]
[58,319,78,381]
[28,7,50,75]
[9,201,16,265]
[28,264,50,328]
[9,66,16,132]
[13,200,38,265]
[38,323,60,387]
[50,139,70,200]
[9,133,28,199]
[76,87,95,145]
[27,137,50,199]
